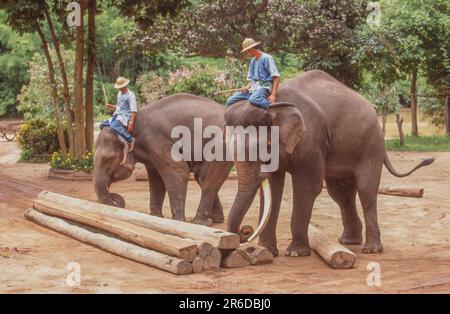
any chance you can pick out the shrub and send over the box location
[16,118,62,162]
[49,151,93,172]
[137,58,246,105]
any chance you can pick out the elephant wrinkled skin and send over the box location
[94,93,233,226]
[225,70,434,257]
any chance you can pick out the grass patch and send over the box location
[385,135,450,152]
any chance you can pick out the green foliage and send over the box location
[16,118,62,162]
[137,57,246,104]
[166,65,231,103]
[16,49,74,119]
[385,135,450,152]
[355,0,450,91]
[0,18,38,116]
[49,151,93,172]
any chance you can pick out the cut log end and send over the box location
[329,251,357,269]
[220,249,251,268]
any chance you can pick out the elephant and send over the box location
[225,70,434,257]
[94,93,233,225]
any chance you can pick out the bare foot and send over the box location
[128,138,135,152]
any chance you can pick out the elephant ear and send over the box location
[268,102,305,154]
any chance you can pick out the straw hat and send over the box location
[114,76,130,89]
[241,38,261,53]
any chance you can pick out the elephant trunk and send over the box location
[227,178,272,243]
[93,169,125,208]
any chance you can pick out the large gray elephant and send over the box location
[225,70,434,256]
[94,93,233,225]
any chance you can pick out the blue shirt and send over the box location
[113,90,137,126]
[247,53,280,92]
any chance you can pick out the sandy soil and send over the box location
[1,138,449,293]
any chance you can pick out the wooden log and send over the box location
[35,191,239,249]
[203,248,221,270]
[33,200,198,262]
[220,249,251,268]
[24,209,192,275]
[197,241,214,258]
[308,225,356,269]
[192,257,204,273]
[240,244,273,265]
[378,187,424,198]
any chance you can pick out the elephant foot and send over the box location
[258,239,279,257]
[172,215,186,222]
[285,241,311,257]
[192,215,213,227]
[212,210,224,224]
[338,233,363,245]
[362,240,384,254]
[149,210,163,218]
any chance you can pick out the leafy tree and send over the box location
[126,0,370,87]
[355,0,450,136]
[0,15,38,116]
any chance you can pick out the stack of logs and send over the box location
[25,191,273,275]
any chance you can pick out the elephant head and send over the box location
[225,101,305,241]
[93,128,135,208]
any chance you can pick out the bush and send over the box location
[16,118,62,162]
[49,151,93,172]
[137,63,243,105]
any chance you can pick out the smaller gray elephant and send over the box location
[93,93,233,226]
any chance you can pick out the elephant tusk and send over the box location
[247,178,272,242]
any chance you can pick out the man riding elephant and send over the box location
[100,76,137,170]
[226,38,281,109]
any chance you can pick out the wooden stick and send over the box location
[34,200,198,262]
[24,209,192,275]
[308,225,356,269]
[101,83,108,106]
[36,191,240,249]
[213,88,241,96]
[378,187,424,198]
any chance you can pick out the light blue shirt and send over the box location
[113,90,137,126]
[247,53,280,92]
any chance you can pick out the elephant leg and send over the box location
[287,162,324,257]
[212,196,225,224]
[192,189,216,226]
[325,176,363,245]
[193,160,233,225]
[145,166,166,217]
[355,162,384,254]
[258,171,285,257]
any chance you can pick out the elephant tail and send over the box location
[383,151,435,178]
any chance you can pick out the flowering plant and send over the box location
[50,151,93,172]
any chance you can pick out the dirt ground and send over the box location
[1,136,449,293]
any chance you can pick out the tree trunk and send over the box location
[445,95,450,136]
[396,114,405,145]
[85,0,96,152]
[35,24,67,155]
[410,69,418,137]
[73,1,86,158]
[381,113,387,137]
[43,9,75,155]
